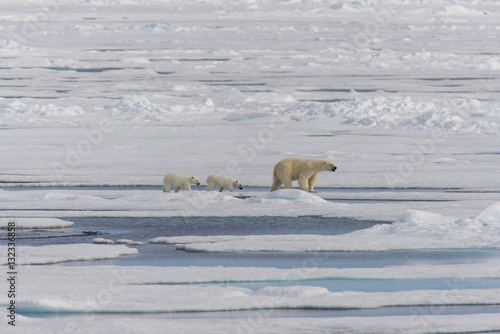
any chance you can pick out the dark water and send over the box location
[4,216,499,272]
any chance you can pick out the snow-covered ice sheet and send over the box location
[2,262,500,332]
[7,262,500,287]
[116,238,144,246]
[4,313,500,334]
[2,264,500,314]
[0,244,137,265]
[1,105,499,191]
[11,286,500,314]
[0,217,73,229]
[0,0,499,193]
[1,187,500,222]
[1,0,500,332]
[92,237,113,244]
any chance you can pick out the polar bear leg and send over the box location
[270,176,283,192]
[308,173,319,193]
[185,183,192,191]
[298,174,309,191]
[227,185,234,192]
[218,187,225,192]
[163,185,170,192]
[283,178,293,189]
[207,184,214,191]
[174,186,182,193]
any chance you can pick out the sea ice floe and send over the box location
[150,202,500,252]
[116,239,145,245]
[5,313,500,334]
[0,217,74,229]
[10,281,500,314]
[93,237,114,244]
[0,244,138,265]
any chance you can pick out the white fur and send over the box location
[206,174,243,192]
[270,158,336,193]
[163,173,200,193]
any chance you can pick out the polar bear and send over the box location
[270,158,336,193]
[206,174,243,192]
[163,173,200,192]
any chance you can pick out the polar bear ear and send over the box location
[323,161,327,164]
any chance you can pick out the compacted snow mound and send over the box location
[475,201,500,223]
[259,189,327,202]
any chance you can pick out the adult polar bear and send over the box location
[163,173,200,192]
[270,158,336,193]
[206,174,243,192]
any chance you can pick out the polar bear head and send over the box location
[190,176,201,185]
[233,180,243,189]
[321,160,337,172]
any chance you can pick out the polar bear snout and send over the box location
[190,176,201,185]
[325,161,337,172]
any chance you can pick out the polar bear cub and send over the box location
[270,157,336,193]
[163,173,200,193]
[206,174,243,192]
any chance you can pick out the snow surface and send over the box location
[92,237,113,244]
[260,189,328,202]
[475,201,500,222]
[93,237,145,245]
[116,238,145,245]
[2,264,500,314]
[0,244,137,265]
[1,263,500,334]
[12,285,500,314]
[1,187,499,222]
[0,0,499,192]
[1,0,500,332]
[5,314,500,334]
[0,217,73,229]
